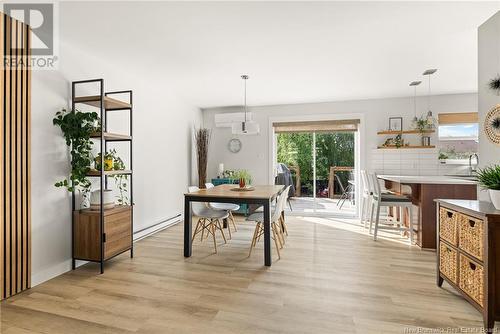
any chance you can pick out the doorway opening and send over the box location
[272,119,359,217]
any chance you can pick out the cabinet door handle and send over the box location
[469,262,476,271]
[469,220,475,228]
[447,211,453,218]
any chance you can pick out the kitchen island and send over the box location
[378,175,477,249]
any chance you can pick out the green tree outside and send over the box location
[277,132,355,197]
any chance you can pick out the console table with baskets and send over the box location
[436,199,500,332]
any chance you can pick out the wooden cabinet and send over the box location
[436,200,500,332]
[73,206,132,261]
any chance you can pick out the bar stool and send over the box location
[368,173,415,244]
[359,170,373,228]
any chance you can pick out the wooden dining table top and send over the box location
[185,184,284,200]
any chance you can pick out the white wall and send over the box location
[30,4,202,285]
[478,11,500,202]
[203,93,477,184]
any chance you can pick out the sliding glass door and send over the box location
[275,127,357,217]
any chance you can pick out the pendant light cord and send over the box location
[244,77,247,123]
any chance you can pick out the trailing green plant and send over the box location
[413,115,434,134]
[476,165,500,191]
[53,108,99,206]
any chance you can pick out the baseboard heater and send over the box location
[133,214,181,242]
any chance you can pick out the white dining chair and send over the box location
[205,182,240,239]
[245,186,290,259]
[367,173,415,244]
[188,186,229,253]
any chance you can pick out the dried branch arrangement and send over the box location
[195,127,211,188]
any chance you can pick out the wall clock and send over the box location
[228,138,242,153]
[484,105,500,145]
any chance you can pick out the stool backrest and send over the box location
[369,173,382,200]
[187,186,208,216]
[360,170,370,195]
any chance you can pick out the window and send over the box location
[438,113,478,161]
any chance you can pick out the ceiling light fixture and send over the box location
[231,75,260,135]
[423,69,437,125]
[409,81,422,123]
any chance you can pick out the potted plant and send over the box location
[476,165,500,210]
[413,115,434,146]
[53,108,99,207]
[233,169,252,188]
[93,149,128,205]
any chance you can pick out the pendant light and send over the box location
[231,75,260,135]
[409,80,421,123]
[423,69,437,126]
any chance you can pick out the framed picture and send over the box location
[389,117,403,131]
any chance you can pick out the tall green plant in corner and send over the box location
[53,108,99,207]
[476,165,500,210]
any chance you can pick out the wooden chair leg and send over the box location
[272,224,281,259]
[201,218,206,241]
[230,211,237,232]
[217,219,227,243]
[249,223,260,257]
[192,218,202,242]
[212,223,217,253]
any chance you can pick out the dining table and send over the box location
[184,184,284,266]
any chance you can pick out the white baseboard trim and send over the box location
[31,259,73,287]
[30,213,181,288]
[133,214,181,242]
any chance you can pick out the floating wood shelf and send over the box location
[87,169,132,176]
[377,145,436,149]
[90,132,132,141]
[377,130,435,135]
[74,95,131,110]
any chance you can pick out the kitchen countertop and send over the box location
[378,174,477,185]
[435,199,500,218]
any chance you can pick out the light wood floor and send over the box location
[1,216,487,334]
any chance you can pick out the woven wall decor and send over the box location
[484,105,500,145]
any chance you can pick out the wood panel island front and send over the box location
[378,175,477,249]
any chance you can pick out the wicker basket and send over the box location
[458,214,484,261]
[459,254,484,307]
[440,207,458,245]
[439,242,458,284]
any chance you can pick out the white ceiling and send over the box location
[61,1,500,108]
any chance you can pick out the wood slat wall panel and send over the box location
[1,12,31,300]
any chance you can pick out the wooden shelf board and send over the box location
[377,145,436,149]
[377,130,435,135]
[74,95,131,110]
[90,132,132,141]
[77,205,132,216]
[87,169,132,176]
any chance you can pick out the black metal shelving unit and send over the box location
[71,79,133,274]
